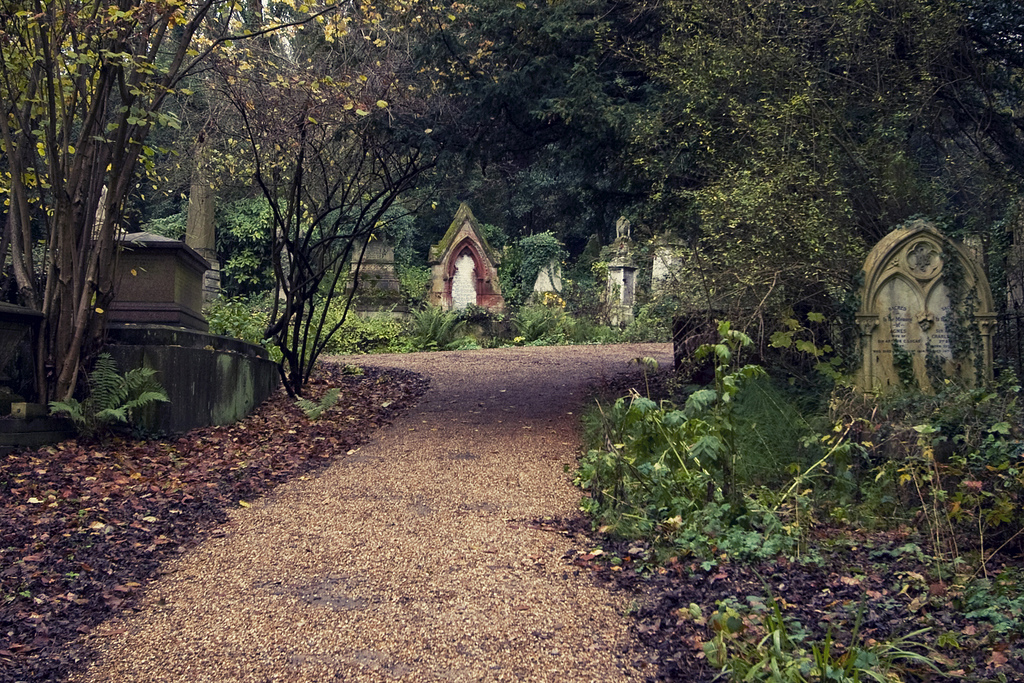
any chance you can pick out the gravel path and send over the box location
[70,342,673,682]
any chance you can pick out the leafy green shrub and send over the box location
[692,594,941,682]
[218,199,277,296]
[768,311,847,385]
[143,211,186,239]
[49,354,169,438]
[574,322,853,562]
[622,300,674,342]
[560,266,606,321]
[204,295,283,362]
[322,313,412,355]
[859,377,1024,571]
[957,565,1024,637]
[512,306,564,344]
[497,242,525,309]
[564,317,619,345]
[576,324,766,536]
[210,294,411,359]
[509,304,616,346]
[146,198,275,297]
[396,264,431,305]
[445,337,482,351]
[455,303,503,327]
[731,378,818,487]
[205,295,271,346]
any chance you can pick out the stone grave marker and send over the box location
[351,237,401,294]
[349,236,406,316]
[855,219,995,393]
[652,233,684,296]
[428,204,504,312]
[532,259,563,299]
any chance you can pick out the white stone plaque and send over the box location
[451,252,477,310]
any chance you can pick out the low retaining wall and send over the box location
[105,324,279,435]
[0,416,75,455]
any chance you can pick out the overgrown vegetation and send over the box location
[692,593,941,683]
[574,321,1024,680]
[408,306,471,351]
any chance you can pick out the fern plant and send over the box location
[49,353,169,438]
[296,387,341,420]
[512,306,564,344]
[409,306,467,351]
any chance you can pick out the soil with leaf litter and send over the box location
[0,364,427,683]
[571,525,1024,681]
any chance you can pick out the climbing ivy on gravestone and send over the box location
[518,232,567,306]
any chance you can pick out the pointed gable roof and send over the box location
[429,203,501,265]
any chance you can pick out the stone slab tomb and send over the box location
[109,232,210,332]
[855,220,995,393]
[428,204,504,312]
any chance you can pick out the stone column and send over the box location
[606,238,636,328]
[184,140,220,301]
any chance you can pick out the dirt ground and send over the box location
[65,342,674,683]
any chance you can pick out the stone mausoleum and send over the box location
[428,204,505,312]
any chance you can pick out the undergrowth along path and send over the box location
[72,342,673,683]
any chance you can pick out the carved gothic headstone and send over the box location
[855,220,995,393]
[428,204,504,312]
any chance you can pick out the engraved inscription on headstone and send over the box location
[856,220,995,393]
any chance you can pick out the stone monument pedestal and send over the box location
[605,226,637,327]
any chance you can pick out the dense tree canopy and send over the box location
[619,0,1024,328]
[4,0,1024,396]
